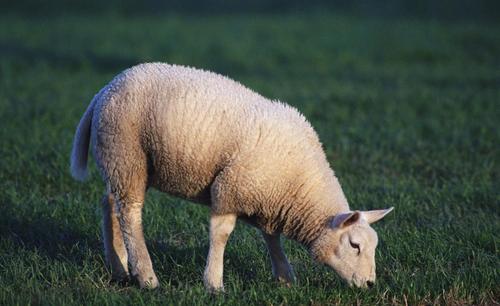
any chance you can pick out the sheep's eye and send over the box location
[350,241,360,255]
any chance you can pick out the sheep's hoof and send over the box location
[277,276,295,287]
[135,274,159,289]
[207,286,225,295]
[275,271,296,287]
[204,281,225,294]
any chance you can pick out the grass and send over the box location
[0,9,499,305]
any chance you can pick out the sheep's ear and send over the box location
[361,207,394,224]
[331,211,361,228]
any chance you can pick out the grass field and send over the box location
[0,7,499,305]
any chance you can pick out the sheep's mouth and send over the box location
[351,275,373,289]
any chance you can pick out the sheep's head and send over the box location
[310,208,393,288]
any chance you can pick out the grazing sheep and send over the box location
[70,63,393,291]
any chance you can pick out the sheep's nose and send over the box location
[366,281,374,288]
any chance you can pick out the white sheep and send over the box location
[70,63,393,291]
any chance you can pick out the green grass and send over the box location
[0,10,499,305]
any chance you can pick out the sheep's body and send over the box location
[78,63,348,241]
[71,63,391,291]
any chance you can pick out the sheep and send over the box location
[70,63,393,291]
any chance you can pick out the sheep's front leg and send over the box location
[203,213,237,293]
[262,232,295,285]
[102,194,129,282]
[118,199,159,289]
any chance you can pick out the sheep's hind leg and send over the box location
[262,232,295,285]
[102,194,129,283]
[116,197,159,289]
[111,170,158,289]
[203,213,237,293]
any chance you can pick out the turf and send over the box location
[0,9,499,306]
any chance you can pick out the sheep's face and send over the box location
[311,208,393,288]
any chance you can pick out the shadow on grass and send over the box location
[0,211,101,266]
[149,240,261,288]
[1,207,259,287]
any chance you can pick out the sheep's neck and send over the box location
[282,170,350,248]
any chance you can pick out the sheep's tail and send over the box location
[70,95,98,181]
